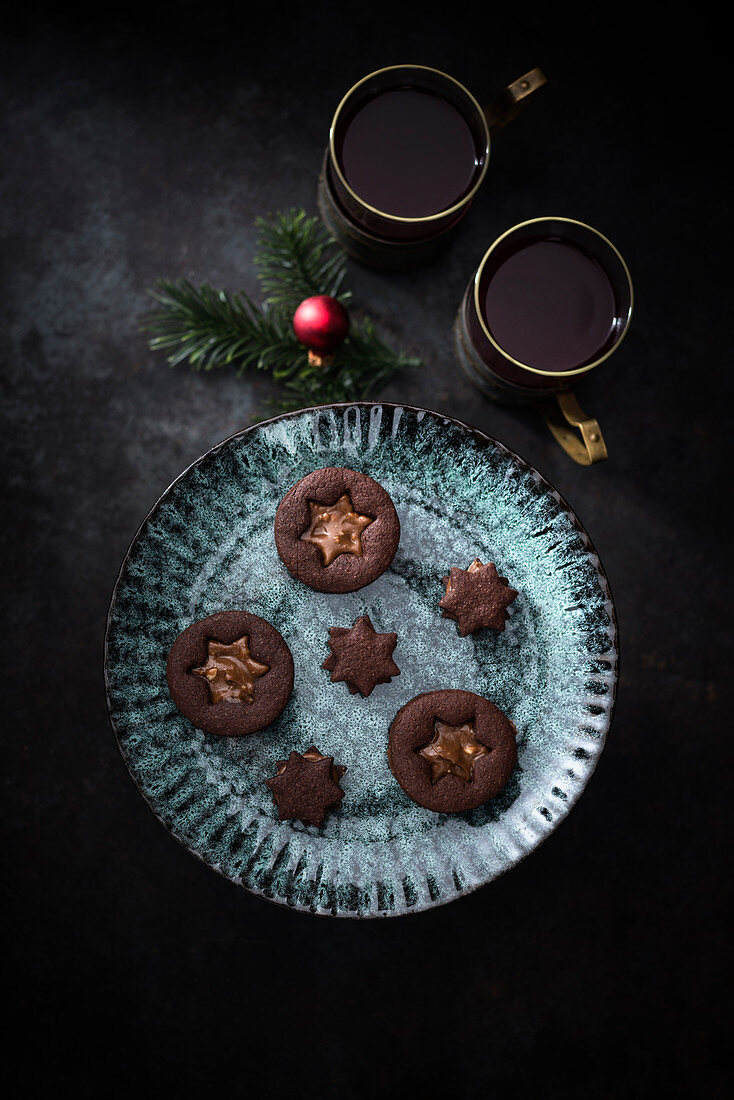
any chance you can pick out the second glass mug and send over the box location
[318,63,547,267]
[454,216,634,465]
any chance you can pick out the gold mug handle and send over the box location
[542,391,608,465]
[483,68,547,135]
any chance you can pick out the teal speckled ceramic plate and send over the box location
[104,403,618,917]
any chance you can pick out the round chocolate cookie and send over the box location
[166,610,294,737]
[274,467,400,593]
[387,689,518,813]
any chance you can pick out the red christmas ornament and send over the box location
[292,295,350,366]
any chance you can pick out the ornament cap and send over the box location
[307,349,335,368]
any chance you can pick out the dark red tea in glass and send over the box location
[337,86,480,219]
[319,64,546,267]
[455,217,633,464]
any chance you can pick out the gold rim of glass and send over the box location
[329,64,491,225]
[472,216,634,378]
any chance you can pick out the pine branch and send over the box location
[338,318,422,397]
[269,319,420,411]
[144,279,298,373]
[254,208,350,310]
[142,208,422,410]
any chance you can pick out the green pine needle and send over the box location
[254,208,351,310]
[142,207,421,410]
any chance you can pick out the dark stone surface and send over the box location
[2,6,729,1096]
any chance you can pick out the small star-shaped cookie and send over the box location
[418,719,489,784]
[439,559,518,636]
[265,746,347,828]
[192,635,270,703]
[299,493,374,567]
[322,614,400,696]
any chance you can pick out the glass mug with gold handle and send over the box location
[318,63,547,268]
[454,217,634,465]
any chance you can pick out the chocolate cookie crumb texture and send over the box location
[439,559,519,636]
[322,614,400,696]
[265,746,347,828]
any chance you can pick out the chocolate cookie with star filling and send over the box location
[265,746,347,828]
[166,610,294,737]
[387,689,518,813]
[273,467,400,593]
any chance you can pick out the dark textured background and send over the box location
[2,5,730,1096]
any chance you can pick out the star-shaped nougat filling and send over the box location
[299,493,374,567]
[418,719,489,784]
[322,614,400,696]
[192,635,269,703]
[265,747,347,828]
[439,559,518,636]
